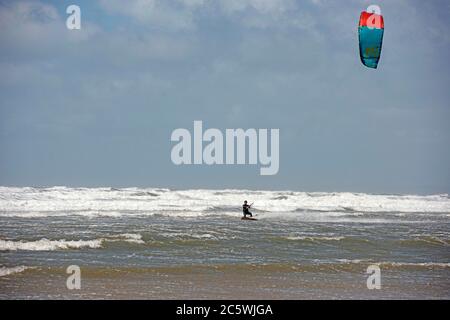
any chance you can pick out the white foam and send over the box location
[335,259,450,268]
[160,232,219,240]
[336,259,366,264]
[0,239,103,251]
[0,266,31,277]
[0,233,149,251]
[379,261,450,268]
[111,233,145,244]
[0,187,449,219]
[285,236,345,241]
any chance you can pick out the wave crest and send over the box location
[0,233,146,251]
[0,266,31,277]
[0,239,103,251]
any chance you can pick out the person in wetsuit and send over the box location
[243,200,253,218]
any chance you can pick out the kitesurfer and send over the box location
[243,200,253,218]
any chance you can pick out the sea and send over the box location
[0,186,449,299]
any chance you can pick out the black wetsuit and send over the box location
[243,204,252,217]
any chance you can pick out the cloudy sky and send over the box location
[0,0,449,194]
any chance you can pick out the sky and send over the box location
[0,0,449,194]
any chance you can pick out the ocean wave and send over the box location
[0,266,31,277]
[284,236,346,241]
[130,192,159,197]
[378,262,450,268]
[69,261,450,276]
[399,236,450,247]
[0,233,146,251]
[336,259,450,270]
[110,233,145,244]
[0,187,449,219]
[159,232,220,241]
[0,239,103,251]
[272,195,289,200]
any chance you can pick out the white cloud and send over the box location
[10,0,59,22]
[0,1,61,43]
[97,0,314,31]
[99,0,199,31]
[219,0,318,31]
[219,0,291,14]
[0,0,101,60]
[179,0,209,8]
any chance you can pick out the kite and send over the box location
[358,6,384,69]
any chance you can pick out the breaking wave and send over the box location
[0,266,31,277]
[284,236,346,241]
[0,239,103,251]
[0,233,144,251]
[0,187,448,219]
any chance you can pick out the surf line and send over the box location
[171,121,279,175]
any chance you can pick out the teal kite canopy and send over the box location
[358,11,384,69]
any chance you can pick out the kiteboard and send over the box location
[241,217,258,221]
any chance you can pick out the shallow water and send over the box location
[1,187,449,299]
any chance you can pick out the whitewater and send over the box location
[0,186,449,218]
[0,187,449,299]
